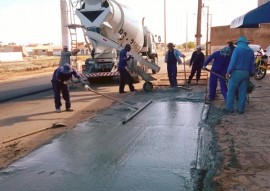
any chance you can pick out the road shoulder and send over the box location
[0,84,122,170]
[210,74,270,190]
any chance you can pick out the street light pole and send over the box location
[195,0,202,46]
[205,6,209,56]
[186,12,188,51]
[164,0,167,54]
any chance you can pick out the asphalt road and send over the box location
[0,75,52,102]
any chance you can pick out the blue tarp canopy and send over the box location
[230,1,270,28]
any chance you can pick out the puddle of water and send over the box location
[0,101,205,191]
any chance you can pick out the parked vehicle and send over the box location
[72,0,160,89]
[254,53,268,80]
[266,45,270,56]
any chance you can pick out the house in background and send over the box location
[0,42,91,61]
[0,43,23,61]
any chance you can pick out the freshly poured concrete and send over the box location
[0,100,205,191]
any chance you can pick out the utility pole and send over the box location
[205,6,209,56]
[186,12,188,51]
[195,0,202,46]
[164,0,167,54]
[60,0,69,47]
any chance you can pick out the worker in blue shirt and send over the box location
[188,45,205,84]
[51,63,87,113]
[118,44,135,93]
[203,46,232,101]
[225,36,255,114]
[227,41,236,53]
[165,42,186,87]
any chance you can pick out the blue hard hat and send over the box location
[61,63,71,74]
[236,36,250,44]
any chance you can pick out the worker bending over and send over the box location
[203,46,232,101]
[51,63,88,113]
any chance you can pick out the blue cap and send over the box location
[61,63,71,74]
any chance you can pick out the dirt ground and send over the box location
[209,74,270,191]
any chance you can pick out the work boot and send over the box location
[66,108,74,112]
[187,79,191,84]
[56,108,61,113]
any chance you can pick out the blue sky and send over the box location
[0,0,258,45]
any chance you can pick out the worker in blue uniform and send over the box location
[51,63,88,113]
[227,41,236,53]
[118,44,135,93]
[203,46,232,101]
[165,42,186,87]
[188,45,205,84]
[226,36,255,114]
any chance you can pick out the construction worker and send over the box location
[226,36,255,114]
[118,44,136,93]
[188,45,205,84]
[51,63,88,113]
[203,46,232,101]
[227,41,236,53]
[59,46,80,66]
[165,43,186,87]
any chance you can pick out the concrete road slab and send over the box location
[0,99,205,191]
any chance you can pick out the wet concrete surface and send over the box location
[0,89,210,191]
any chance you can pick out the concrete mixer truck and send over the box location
[72,0,160,91]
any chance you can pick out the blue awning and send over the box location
[230,1,270,28]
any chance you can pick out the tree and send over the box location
[180,41,196,50]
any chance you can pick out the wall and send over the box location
[0,52,23,61]
[210,24,270,52]
[258,0,270,6]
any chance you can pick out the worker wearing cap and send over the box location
[227,41,236,53]
[225,36,255,114]
[188,45,205,84]
[165,43,186,87]
[51,63,88,113]
[59,46,80,66]
[118,44,135,93]
[203,46,232,101]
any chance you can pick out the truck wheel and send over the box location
[143,82,153,92]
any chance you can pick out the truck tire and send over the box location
[143,82,153,92]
